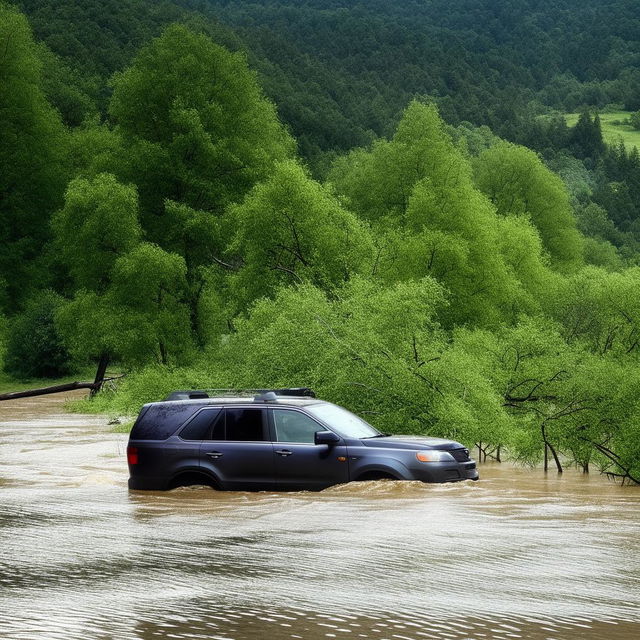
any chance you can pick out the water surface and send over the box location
[1,394,638,639]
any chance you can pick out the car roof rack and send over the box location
[164,387,316,401]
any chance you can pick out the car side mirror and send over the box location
[314,430,341,446]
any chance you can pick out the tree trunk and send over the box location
[188,279,206,348]
[549,442,563,474]
[541,423,562,474]
[0,381,98,401]
[159,341,168,366]
[91,352,110,397]
[544,443,548,472]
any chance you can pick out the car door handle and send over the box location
[205,451,223,459]
[275,449,293,457]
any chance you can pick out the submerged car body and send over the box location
[127,390,479,491]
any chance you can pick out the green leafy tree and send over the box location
[495,317,640,481]
[489,317,588,471]
[582,237,624,271]
[103,24,298,338]
[473,142,584,272]
[546,153,593,204]
[569,109,605,160]
[52,174,192,382]
[52,174,142,293]
[575,202,622,245]
[0,4,68,309]
[36,42,97,127]
[162,199,224,343]
[68,118,126,179]
[108,243,193,365]
[330,102,549,327]
[329,101,464,224]
[549,266,640,356]
[227,160,375,308]
[108,24,295,237]
[494,214,556,313]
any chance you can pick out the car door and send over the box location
[269,408,349,490]
[199,407,276,490]
[163,406,220,481]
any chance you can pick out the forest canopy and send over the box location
[2,1,640,483]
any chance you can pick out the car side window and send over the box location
[272,409,322,443]
[225,408,266,441]
[179,408,221,441]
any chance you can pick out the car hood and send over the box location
[360,435,465,451]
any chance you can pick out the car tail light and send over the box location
[127,446,139,465]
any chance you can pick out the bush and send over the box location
[76,363,222,416]
[3,291,72,379]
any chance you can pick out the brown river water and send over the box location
[1,393,639,640]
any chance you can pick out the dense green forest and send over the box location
[2,0,640,483]
[11,0,640,158]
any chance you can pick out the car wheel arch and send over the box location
[168,468,220,490]
[352,463,406,481]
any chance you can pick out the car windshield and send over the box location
[306,404,381,439]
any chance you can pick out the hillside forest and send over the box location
[2,0,640,483]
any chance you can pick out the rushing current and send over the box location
[1,393,639,640]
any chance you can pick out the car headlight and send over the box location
[416,450,455,462]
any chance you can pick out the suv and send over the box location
[127,389,479,491]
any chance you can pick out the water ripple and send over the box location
[1,399,639,639]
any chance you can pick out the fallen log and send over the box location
[0,381,99,401]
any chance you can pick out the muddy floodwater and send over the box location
[1,394,639,640]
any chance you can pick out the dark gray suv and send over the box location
[127,390,479,491]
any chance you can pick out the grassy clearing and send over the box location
[565,110,640,150]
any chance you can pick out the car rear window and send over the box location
[179,408,222,441]
[130,403,202,440]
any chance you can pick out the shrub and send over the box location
[629,110,640,130]
[3,290,72,379]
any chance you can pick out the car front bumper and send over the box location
[411,460,479,483]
